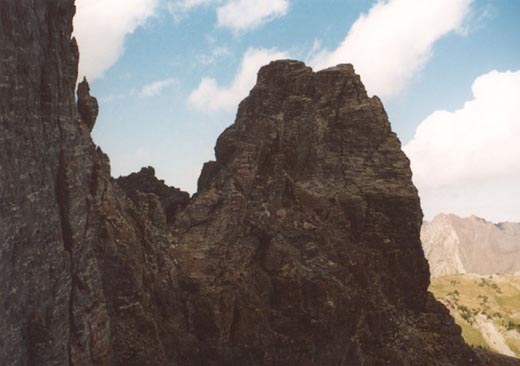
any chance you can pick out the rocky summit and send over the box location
[0,1,519,366]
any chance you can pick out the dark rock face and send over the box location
[166,61,474,366]
[0,1,518,366]
[0,1,86,364]
[0,2,183,365]
[117,167,190,223]
[77,77,99,132]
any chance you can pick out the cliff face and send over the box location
[0,1,518,366]
[0,1,90,364]
[0,2,183,365]
[422,214,520,277]
[170,62,437,365]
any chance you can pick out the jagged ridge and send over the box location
[423,214,520,277]
[0,1,519,366]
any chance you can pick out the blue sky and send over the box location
[73,0,520,222]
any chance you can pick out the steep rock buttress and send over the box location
[166,61,476,365]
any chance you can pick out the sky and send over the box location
[73,0,520,223]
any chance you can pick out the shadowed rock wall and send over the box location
[1,1,518,366]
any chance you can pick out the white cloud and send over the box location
[177,0,217,10]
[74,0,158,81]
[404,70,520,222]
[166,0,219,18]
[189,48,288,111]
[198,46,232,65]
[168,0,289,31]
[310,0,473,99]
[140,78,178,97]
[217,0,289,32]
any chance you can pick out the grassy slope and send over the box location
[430,274,520,357]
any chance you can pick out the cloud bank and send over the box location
[189,48,288,111]
[217,0,289,32]
[404,70,520,222]
[311,0,473,99]
[170,0,288,32]
[74,0,158,81]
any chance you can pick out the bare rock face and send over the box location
[422,214,520,277]
[117,166,190,223]
[1,1,88,364]
[0,2,184,365]
[77,77,99,132]
[164,61,494,366]
[1,1,519,366]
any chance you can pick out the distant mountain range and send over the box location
[424,214,520,358]
[422,214,520,278]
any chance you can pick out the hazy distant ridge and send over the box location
[422,214,520,278]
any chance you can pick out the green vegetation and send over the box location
[430,274,520,357]
[458,321,489,350]
[506,321,520,332]
[508,338,520,358]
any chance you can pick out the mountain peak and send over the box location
[0,2,514,365]
[422,214,520,277]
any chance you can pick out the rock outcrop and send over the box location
[117,166,190,223]
[0,2,183,365]
[77,77,99,132]
[167,61,456,365]
[422,214,520,277]
[1,1,519,366]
